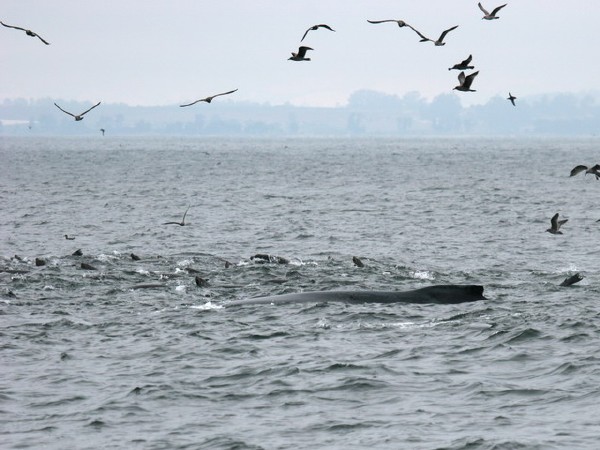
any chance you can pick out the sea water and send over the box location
[1,136,599,449]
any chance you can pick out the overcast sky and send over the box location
[2,1,600,108]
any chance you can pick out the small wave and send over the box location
[190,301,223,311]
[410,270,435,280]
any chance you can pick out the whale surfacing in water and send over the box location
[228,285,486,307]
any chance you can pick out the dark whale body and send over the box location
[228,285,486,307]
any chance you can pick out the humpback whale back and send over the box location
[227,284,486,307]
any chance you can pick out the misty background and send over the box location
[3,1,600,136]
[2,90,599,136]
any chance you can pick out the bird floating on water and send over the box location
[409,25,458,46]
[54,102,101,121]
[453,71,479,92]
[163,206,190,226]
[301,24,335,42]
[478,2,507,20]
[570,164,600,180]
[64,234,75,240]
[179,89,238,107]
[1,21,50,44]
[288,46,313,61]
[507,92,517,106]
[546,213,568,235]
[449,55,474,71]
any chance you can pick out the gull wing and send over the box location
[478,2,490,15]
[296,46,313,58]
[179,99,204,107]
[300,28,311,42]
[438,25,458,43]
[457,71,466,86]
[491,4,508,15]
[463,71,479,89]
[317,24,335,32]
[461,54,473,65]
[570,165,588,177]
[367,19,399,24]
[53,103,76,118]
[211,89,238,99]
[181,206,190,224]
[0,21,27,31]
[550,213,559,230]
[80,102,101,116]
[406,24,430,42]
[34,33,50,45]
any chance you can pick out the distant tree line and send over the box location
[1,90,599,136]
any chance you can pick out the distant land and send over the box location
[1,90,599,136]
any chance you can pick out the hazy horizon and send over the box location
[2,1,600,109]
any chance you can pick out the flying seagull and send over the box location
[163,206,190,226]
[546,213,568,235]
[301,24,335,42]
[449,55,474,71]
[409,25,459,46]
[288,46,313,61]
[478,2,508,20]
[570,164,600,179]
[453,71,479,92]
[54,102,101,121]
[367,19,409,28]
[1,21,50,45]
[179,89,238,107]
[100,128,106,136]
[507,92,517,106]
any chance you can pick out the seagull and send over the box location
[570,164,600,179]
[179,89,238,107]
[453,71,479,92]
[1,21,50,45]
[409,25,458,46]
[64,234,75,240]
[478,2,507,20]
[54,102,101,121]
[288,46,313,61]
[449,55,474,71]
[546,213,568,235]
[367,19,409,28]
[100,128,106,136]
[301,24,335,42]
[163,206,190,226]
[507,92,517,106]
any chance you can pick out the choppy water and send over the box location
[1,136,599,449]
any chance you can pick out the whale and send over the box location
[227,285,486,307]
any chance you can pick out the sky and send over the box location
[2,1,600,108]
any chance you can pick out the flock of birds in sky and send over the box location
[3,3,599,246]
[3,2,517,122]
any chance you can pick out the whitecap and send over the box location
[410,270,435,280]
[191,301,223,310]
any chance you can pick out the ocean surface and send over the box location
[1,136,599,449]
